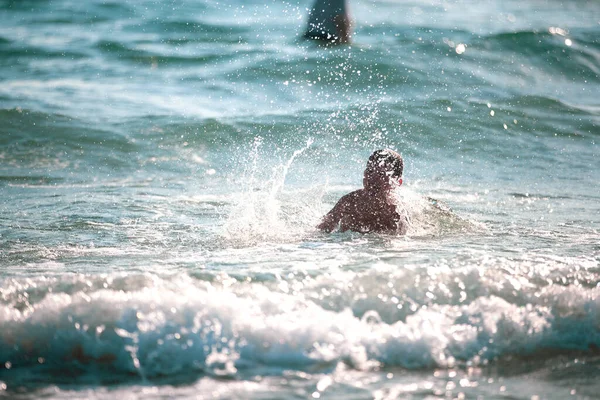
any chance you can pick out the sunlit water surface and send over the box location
[1,0,599,399]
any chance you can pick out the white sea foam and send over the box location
[2,263,599,379]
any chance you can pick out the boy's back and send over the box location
[318,188,407,233]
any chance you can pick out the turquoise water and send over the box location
[1,0,599,398]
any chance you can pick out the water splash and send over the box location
[391,188,479,237]
[221,138,323,245]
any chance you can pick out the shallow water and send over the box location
[1,0,599,399]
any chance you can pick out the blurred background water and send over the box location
[0,0,599,399]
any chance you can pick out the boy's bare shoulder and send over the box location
[339,189,365,202]
[334,189,367,209]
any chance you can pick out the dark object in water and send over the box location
[304,0,352,44]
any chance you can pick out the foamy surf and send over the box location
[2,255,599,386]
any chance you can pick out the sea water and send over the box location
[0,0,599,399]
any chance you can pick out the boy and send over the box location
[317,149,408,234]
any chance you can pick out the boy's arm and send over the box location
[317,195,349,232]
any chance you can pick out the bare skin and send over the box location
[333,12,352,44]
[318,163,408,234]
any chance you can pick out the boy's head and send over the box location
[363,149,403,191]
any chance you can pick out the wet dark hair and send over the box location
[366,149,403,178]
